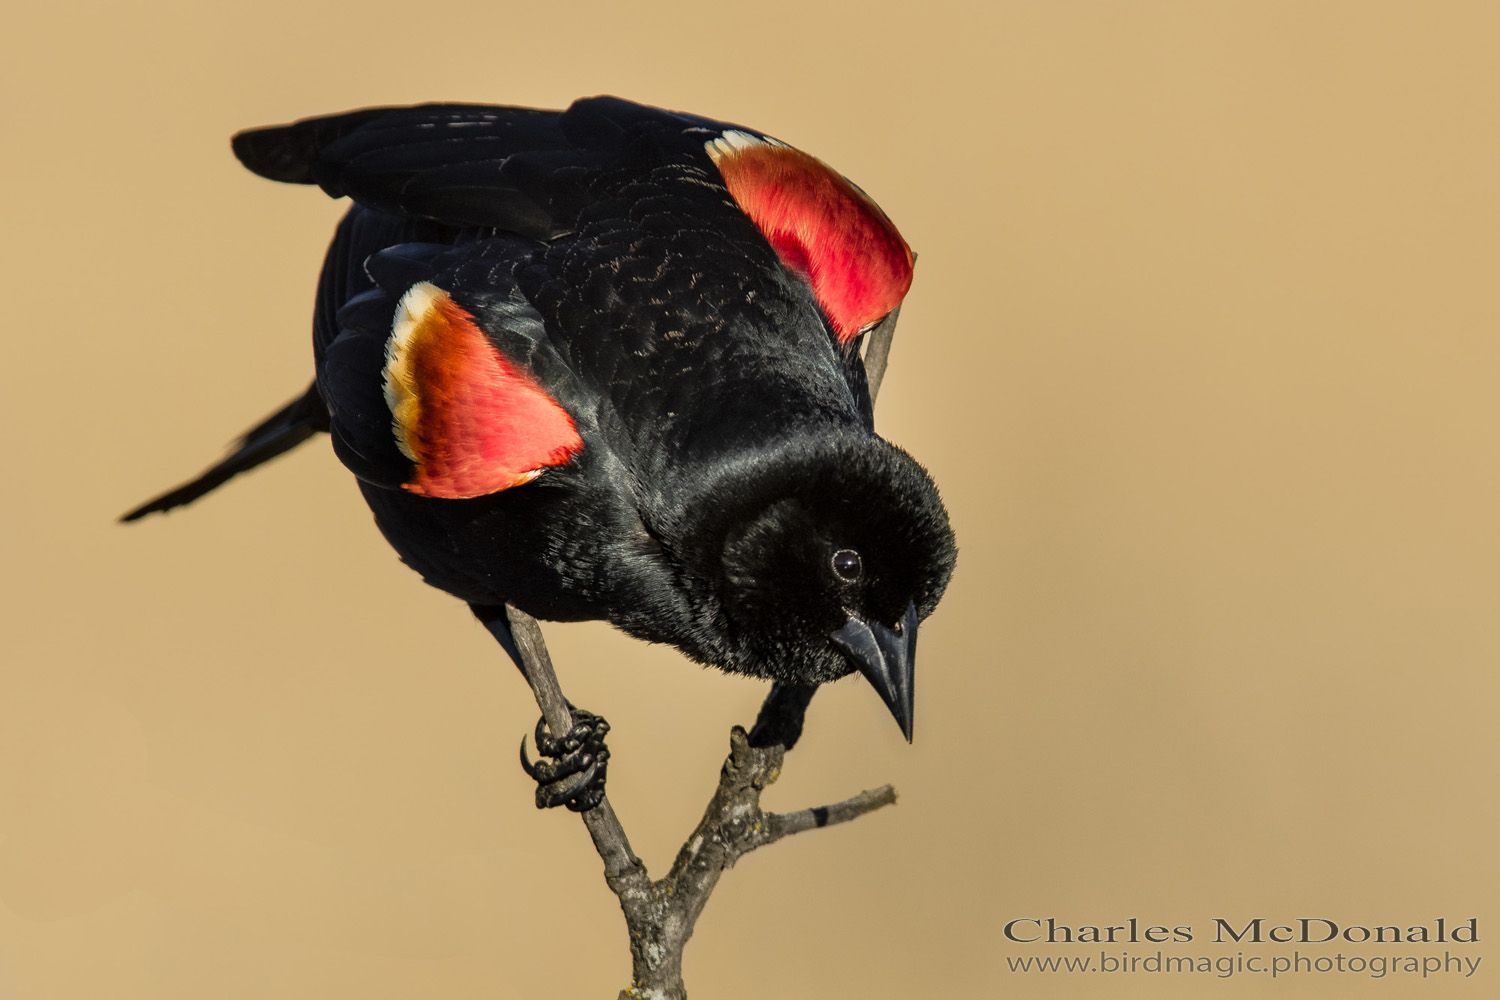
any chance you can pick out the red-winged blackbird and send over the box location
[125,97,956,768]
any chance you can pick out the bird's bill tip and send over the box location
[831,602,918,741]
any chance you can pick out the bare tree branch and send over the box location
[501,613,900,999]
[615,727,896,1000]
[764,783,899,842]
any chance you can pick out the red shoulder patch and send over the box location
[383,283,582,499]
[706,132,914,343]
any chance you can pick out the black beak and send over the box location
[831,601,919,741]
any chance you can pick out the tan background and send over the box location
[2,1,1496,997]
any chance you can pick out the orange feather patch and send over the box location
[706,132,914,343]
[383,283,582,499]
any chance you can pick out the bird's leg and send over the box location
[746,682,819,750]
[471,603,613,812]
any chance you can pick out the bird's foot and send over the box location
[519,708,610,812]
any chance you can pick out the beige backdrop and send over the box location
[2,1,1496,997]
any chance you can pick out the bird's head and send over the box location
[685,433,955,740]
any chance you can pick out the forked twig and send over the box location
[504,309,904,999]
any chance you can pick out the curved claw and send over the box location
[519,734,540,779]
[520,730,592,783]
[519,716,584,779]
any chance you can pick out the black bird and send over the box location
[125,97,956,805]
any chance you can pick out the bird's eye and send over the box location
[831,549,862,581]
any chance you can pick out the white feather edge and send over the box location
[382,281,444,464]
[704,130,788,164]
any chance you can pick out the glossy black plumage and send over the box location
[127,97,956,730]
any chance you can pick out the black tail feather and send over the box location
[121,384,329,522]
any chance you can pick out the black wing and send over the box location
[231,97,756,241]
